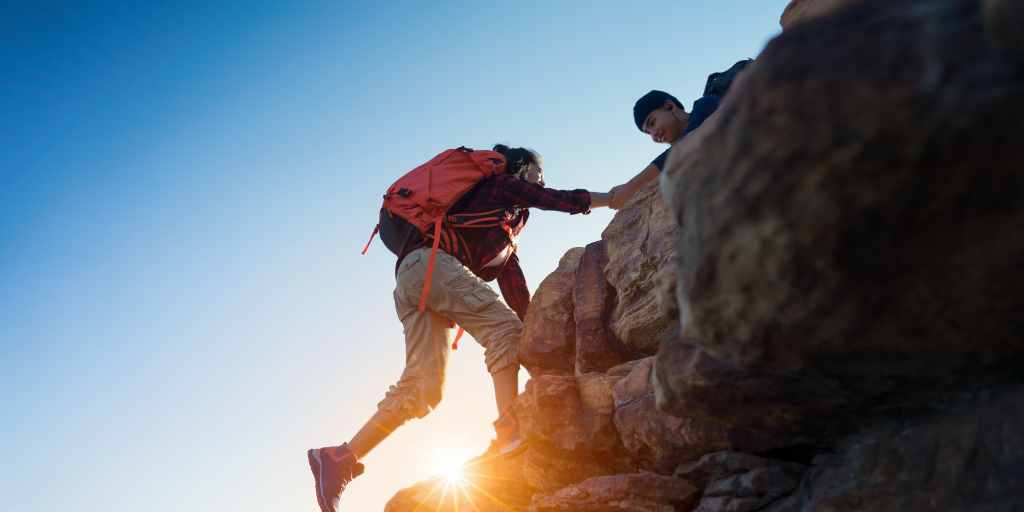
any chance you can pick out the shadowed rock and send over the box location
[984,0,1024,54]
[677,452,805,512]
[574,240,628,374]
[528,472,699,512]
[659,0,1024,432]
[780,0,864,29]
[792,386,1024,511]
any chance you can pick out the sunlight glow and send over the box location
[436,455,467,486]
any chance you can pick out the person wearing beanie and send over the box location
[610,59,752,209]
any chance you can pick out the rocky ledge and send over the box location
[387,0,1024,510]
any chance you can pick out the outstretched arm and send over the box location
[588,191,613,209]
[610,162,661,209]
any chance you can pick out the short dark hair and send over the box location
[633,90,683,132]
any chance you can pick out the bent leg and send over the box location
[349,274,453,458]
[419,251,523,414]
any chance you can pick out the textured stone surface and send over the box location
[696,466,802,512]
[793,387,1024,511]
[515,375,625,491]
[519,247,583,376]
[388,2,1024,509]
[516,375,620,455]
[675,451,805,489]
[613,357,734,473]
[780,0,863,29]
[385,445,532,511]
[660,0,1024,416]
[602,180,680,356]
[528,472,699,512]
[574,240,628,374]
[654,341,848,452]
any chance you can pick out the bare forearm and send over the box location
[588,191,612,208]
[627,163,661,191]
[610,163,661,209]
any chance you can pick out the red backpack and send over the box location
[362,147,508,316]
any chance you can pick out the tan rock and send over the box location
[574,240,628,373]
[602,180,680,356]
[576,371,616,416]
[613,357,735,472]
[519,247,584,376]
[516,375,621,455]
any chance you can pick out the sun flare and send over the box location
[429,447,473,486]
[437,456,466,485]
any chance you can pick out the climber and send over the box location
[610,60,751,209]
[306,144,614,512]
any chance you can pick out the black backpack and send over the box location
[703,59,753,97]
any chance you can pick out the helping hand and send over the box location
[609,184,629,210]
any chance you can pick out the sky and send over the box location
[1,2,788,510]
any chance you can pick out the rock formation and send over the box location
[387,0,1024,509]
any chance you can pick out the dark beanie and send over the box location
[633,90,682,132]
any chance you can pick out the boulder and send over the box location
[516,375,620,455]
[613,357,735,472]
[519,248,584,376]
[677,452,805,512]
[659,0,1024,425]
[792,386,1024,511]
[384,445,532,511]
[602,180,680,356]
[574,240,628,374]
[528,472,699,512]
[675,451,805,488]
[654,341,848,452]
[515,375,626,490]
[780,0,864,29]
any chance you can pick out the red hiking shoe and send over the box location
[307,443,364,512]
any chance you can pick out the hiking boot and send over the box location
[493,409,527,458]
[307,443,364,512]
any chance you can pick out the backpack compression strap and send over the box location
[361,224,380,255]
[418,218,444,312]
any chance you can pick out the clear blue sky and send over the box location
[1,2,787,510]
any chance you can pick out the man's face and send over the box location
[642,101,687,144]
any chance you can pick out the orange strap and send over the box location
[418,219,443,312]
[361,224,379,255]
[452,326,465,350]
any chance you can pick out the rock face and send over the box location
[388,0,1024,510]
[659,0,1024,440]
[528,472,699,512]
[519,247,583,376]
[602,180,680,356]
[613,357,733,473]
[676,452,805,512]
[792,386,1024,511]
[779,0,863,29]
[574,241,628,374]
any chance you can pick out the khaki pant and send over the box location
[377,248,522,422]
